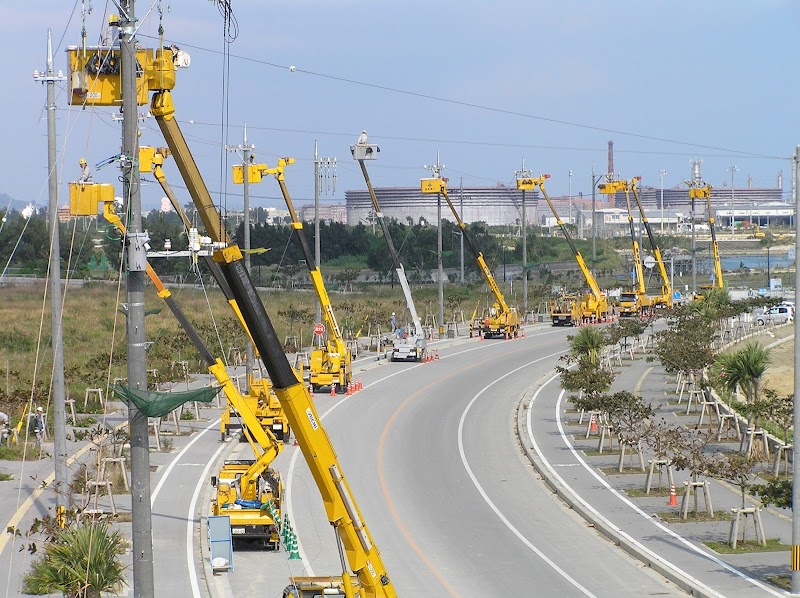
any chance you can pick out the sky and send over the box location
[2,0,797,214]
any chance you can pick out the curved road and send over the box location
[232,328,684,596]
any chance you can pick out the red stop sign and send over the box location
[313,323,326,336]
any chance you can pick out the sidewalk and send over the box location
[522,328,794,598]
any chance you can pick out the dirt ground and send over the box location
[760,327,794,396]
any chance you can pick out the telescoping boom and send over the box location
[525,174,609,322]
[687,183,722,289]
[353,142,427,361]
[630,178,673,306]
[421,176,520,338]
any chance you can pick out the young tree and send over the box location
[567,326,606,366]
[606,391,654,472]
[671,426,717,519]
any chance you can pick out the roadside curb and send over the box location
[515,376,722,598]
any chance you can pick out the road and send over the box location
[228,327,684,596]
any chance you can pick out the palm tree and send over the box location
[716,341,770,405]
[568,326,605,366]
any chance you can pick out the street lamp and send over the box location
[568,169,573,225]
[658,169,667,233]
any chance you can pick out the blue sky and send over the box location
[3,0,796,213]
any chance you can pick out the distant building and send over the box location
[296,203,347,224]
[57,205,75,222]
[345,186,541,227]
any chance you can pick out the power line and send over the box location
[138,34,782,160]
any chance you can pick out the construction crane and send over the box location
[526,174,609,323]
[257,157,353,391]
[421,177,520,338]
[68,181,285,547]
[686,182,723,290]
[352,142,427,361]
[630,178,673,306]
[599,178,652,316]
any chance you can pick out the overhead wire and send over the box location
[137,34,781,161]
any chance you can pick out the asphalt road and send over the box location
[228,328,685,597]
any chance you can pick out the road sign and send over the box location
[313,323,325,336]
[643,256,656,269]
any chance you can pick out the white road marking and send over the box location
[528,373,783,598]
[188,441,228,598]
[457,352,596,597]
[286,327,563,573]
[151,418,221,505]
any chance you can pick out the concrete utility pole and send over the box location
[658,169,667,233]
[459,180,464,283]
[34,30,67,510]
[591,164,599,273]
[792,146,800,594]
[515,160,531,319]
[313,144,336,325]
[568,169,573,225]
[730,165,739,237]
[226,125,254,380]
[119,2,155,595]
[691,196,697,295]
[425,153,445,336]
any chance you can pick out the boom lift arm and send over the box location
[630,179,672,305]
[423,177,509,313]
[353,144,424,340]
[531,175,605,303]
[261,157,352,388]
[687,183,723,289]
[150,89,395,597]
[71,189,282,502]
[602,179,647,298]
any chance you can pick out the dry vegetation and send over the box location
[0,279,489,424]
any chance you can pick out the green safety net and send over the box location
[112,384,221,418]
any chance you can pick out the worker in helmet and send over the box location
[78,158,92,183]
[390,312,396,332]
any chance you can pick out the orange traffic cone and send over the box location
[357,378,363,391]
[434,349,440,361]
[346,382,353,396]
[330,383,337,397]
[668,483,678,507]
[589,413,597,433]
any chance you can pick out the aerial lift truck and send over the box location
[630,178,674,305]
[530,175,609,323]
[599,178,652,316]
[352,142,427,361]
[68,181,284,547]
[421,176,520,338]
[67,37,395,596]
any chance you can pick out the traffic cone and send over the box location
[330,383,337,396]
[668,483,678,507]
[589,413,597,433]
[434,349,440,361]
[346,382,353,396]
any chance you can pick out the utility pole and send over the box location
[568,169,573,225]
[226,126,254,380]
[425,153,445,337]
[691,195,697,295]
[658,169,667,233]
[792,145,800,594]
[515,160,531,319]
[591,163,598,273]
[313,145,336,325]
[459,180,465,283]
[34,30,67,511]
[119,3,155,595]
[730,165,739,237]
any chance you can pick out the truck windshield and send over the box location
[620,293,637,302]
